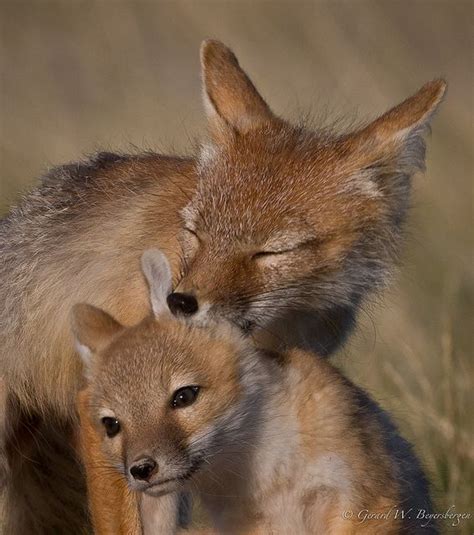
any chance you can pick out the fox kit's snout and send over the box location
[72,250,258,497]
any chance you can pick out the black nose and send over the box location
[167,292,198,316]
[130,457,157,481]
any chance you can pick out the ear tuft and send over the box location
[71,304,123,376]
[141,249,173,317]
[200,39,274,135]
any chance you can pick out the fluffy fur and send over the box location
[0,39,445,532]
[74,249,437,534]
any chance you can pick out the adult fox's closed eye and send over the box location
[0,39,445,533]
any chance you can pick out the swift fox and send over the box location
[0,39,445,532]
[73,249,437,534]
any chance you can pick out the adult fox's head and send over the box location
[169,40,446,354]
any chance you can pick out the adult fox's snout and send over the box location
[174,251,257,325]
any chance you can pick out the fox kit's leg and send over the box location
[77,389,141,534]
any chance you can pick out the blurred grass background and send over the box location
[0,1,472,533]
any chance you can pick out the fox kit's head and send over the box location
[72,250,262,496]
[168,40,446,351]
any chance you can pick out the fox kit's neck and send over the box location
[195,350,402,534]
[193,354,291,528]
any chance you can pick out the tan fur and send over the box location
[73,251,434,534]
[74,304,409,534]
[200,39,275,136]
[78,388,180,535]
[2,156,194,417]
[77,389,141,535]
[0,40,444,531]
[0,41,445,420]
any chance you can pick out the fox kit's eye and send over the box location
[101,417,121,438]
[171,386,200,409]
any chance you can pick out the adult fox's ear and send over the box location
[141,249,173,317]
[200,39,275,136]
[352,79,447,174]
[71,304,124,377]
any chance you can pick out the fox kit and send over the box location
[0,39,445,531]
[73,250,437,535]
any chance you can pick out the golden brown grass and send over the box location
[339,296,473,533]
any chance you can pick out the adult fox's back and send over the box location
[1,153,195,415]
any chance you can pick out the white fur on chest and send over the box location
[203,392,352,534]
[256,453,351,533]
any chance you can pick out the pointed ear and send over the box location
[355,79,447,171]
[141,249,172,317]
[200,39,275,136]
[71,304,123,376]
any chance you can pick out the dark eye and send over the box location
[101,417,121,438]
[252,250,288,260]
[171,386,200,409]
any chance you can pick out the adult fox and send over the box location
[0,40,445,532]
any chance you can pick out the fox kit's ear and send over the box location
[200,39,274,136]
[141,249,172,317]
[71,304,124,375]
[354,79,447,172]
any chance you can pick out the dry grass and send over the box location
[1,1,472,533]
[337,290,473,533]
